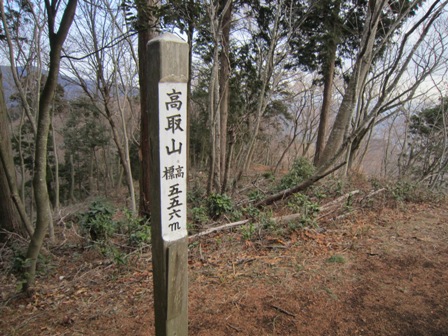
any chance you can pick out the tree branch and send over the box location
[254,162,346,208]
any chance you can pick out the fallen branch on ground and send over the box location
[254,162,346,208]
[189,189,363,240]
[270,304,296,317]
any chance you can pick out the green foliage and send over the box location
[327,255,346,264]
[240,222,256,241]
[401,97,448,185]
[278,157,315,190]
[79,200,117,242]
[262,171,275,181]
[389,180,418,202]
[248,189,264,202]
[287,193,320,227]
[259,210,275,231]
[62,98,112,200]
[96,243,128,265]
[10,246,53,290]
[187,185,206,207]
[369,177,384,190]
[388,180,443,204]
[243,205,261,219]
[207,193,233,219]
[190,206,208,225]
[122,209,151,248]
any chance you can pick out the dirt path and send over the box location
[1,203,447,335]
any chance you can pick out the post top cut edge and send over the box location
[148,32,187,46]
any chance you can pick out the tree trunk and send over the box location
[0,69,31,240]
[235,1,283,182]
[314,41,336,167]
[24,0,78,292]
[219,0,232,193]
[51,123,59,211]
[69,154,76,203]
[206,50,220,194]
[138,0,159,218]
[318,1,382,167]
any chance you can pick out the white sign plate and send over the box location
[159,82,188,241]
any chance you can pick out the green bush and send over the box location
[79,200,117,242]
[191,206,209,225]
[207,193,233,219]
[122,209,151,247]
[248,189,264,202]
[187,185,205,207]
[389,180,443,204]
[278,157,315,190]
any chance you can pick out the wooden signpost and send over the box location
[147,33,189,336]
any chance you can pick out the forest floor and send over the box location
[1,181,448,335]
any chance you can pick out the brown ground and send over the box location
[1,200,448,335]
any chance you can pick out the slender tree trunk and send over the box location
[69,154,75,203]
[187,1,195,173]
[219,0,232,193]
[236,0,283,181]
[104,105,136,212]
[24,0,78,292]
[51,119,59,211]
[18,112,26,203]
[206,3,221,194]
[88,149,95,194]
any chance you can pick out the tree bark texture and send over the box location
[139,0,159,217]
[314,41,336,167]
[0,70,28,239]
[25,0,78,292]
[318,0,383,167]
[219,0,232,193]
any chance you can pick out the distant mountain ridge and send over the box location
[0,65,86,103]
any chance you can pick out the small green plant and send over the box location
[187,185,205,207]
[97,243,128,265]
[310,185,327,200]
[241,222,256,240]
[191,206,209,225]
[369,177,384,190]
[79,200,117,242]
[122,209,151,247]
[259,211,275,231]
[277,157,315,190]
[243,205,260,219]
[327,254,346,264]
[287,193,320,227]
[344,194,354,212]
[207,193,233,219]
[248,189,264,202]
[262,171,275,181]
[390,180,414,202]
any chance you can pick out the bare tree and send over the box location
[318,0,448,172]
[65,0,138,211]
[274,81,320,173]
[0,68,33,240]
[24,0,78,292]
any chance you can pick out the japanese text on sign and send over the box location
[159,83,188,241]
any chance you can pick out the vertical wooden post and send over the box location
[147,33,189,336]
